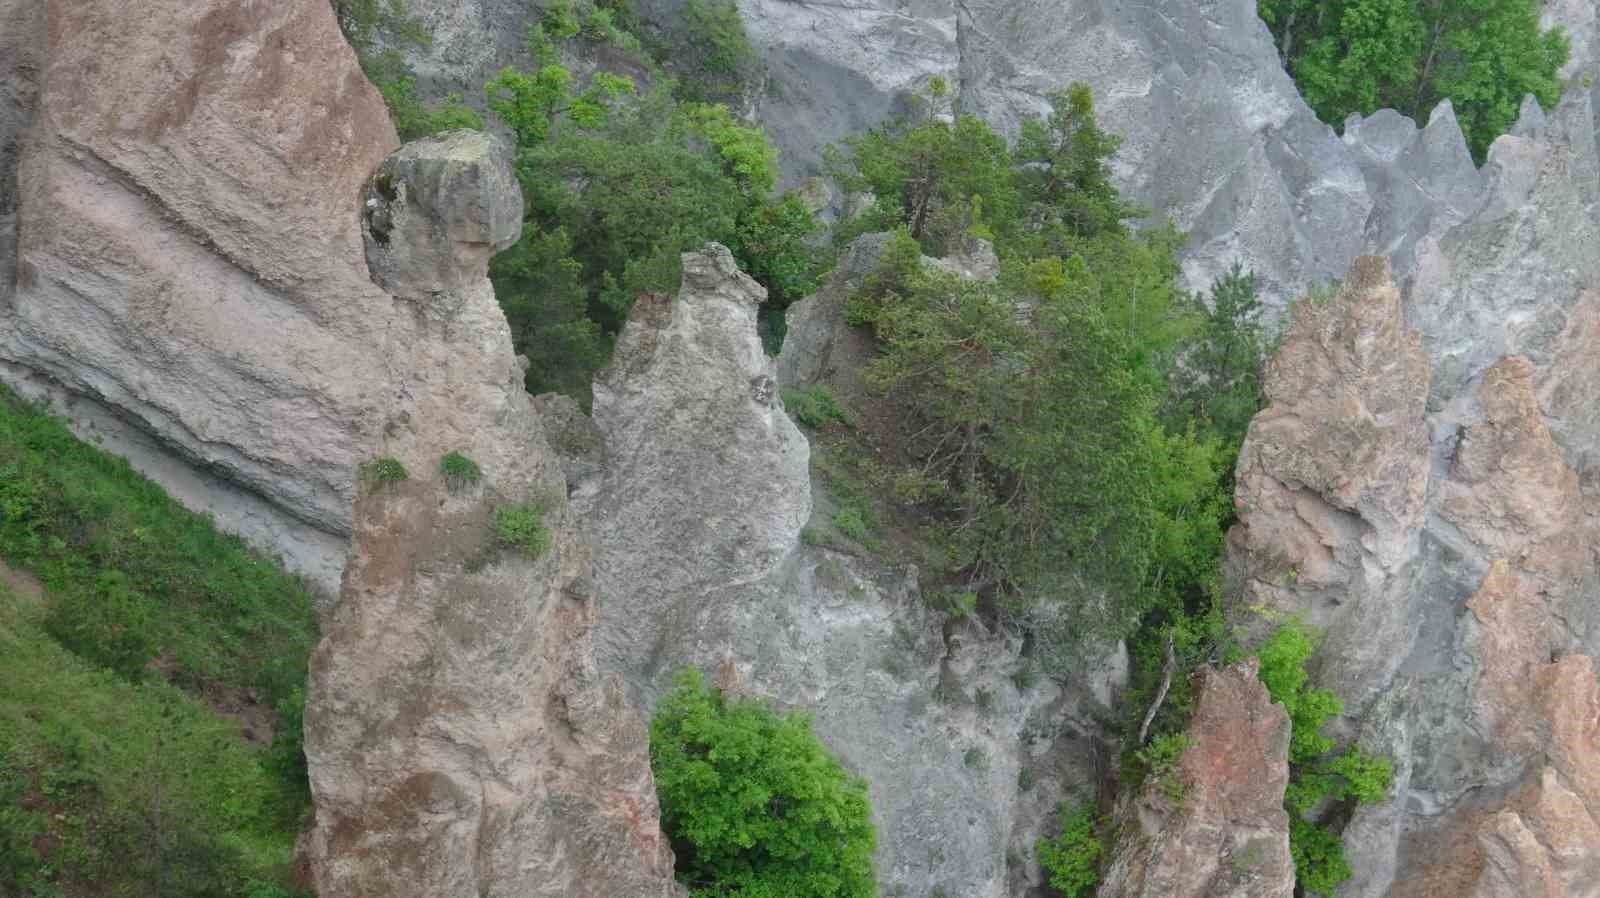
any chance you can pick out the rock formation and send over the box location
[407,0,1598,319]
[1227,256,1432,707]
[1227,116,1600,895]
[301,129,681,898]
[1097,659,1295,898]
[548,237,1120,898]
[1,2,681,895]
[0,0,401,589]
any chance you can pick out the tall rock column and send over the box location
[1227,256,1432,707]
[302,130,680,898]
[1096,660,1295,898]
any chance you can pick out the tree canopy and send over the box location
[1260,0,1570,160]
[831,85,1254,661]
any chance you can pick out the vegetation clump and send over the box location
[1259,0,1570,160]
[830,82,1252,669]
[362,456,410,488]
[439,450,483,491]
[1255,623,1393,896]
[1035,803,1103,898]
[649,670,877,898]
[781,385,849,429]
[333,0,482,140]
[493,502,551,558]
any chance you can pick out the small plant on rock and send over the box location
[782,385,848,429]
[1135,732,1192,804]
[361,456,409,489]
[439,451,482,492]
[493,502,550,558]
[832,507,871,543]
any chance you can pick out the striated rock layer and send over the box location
[301,130,681,898]
[0,2,682,894]
[1097,659,1295,898]
[0,0,401,589]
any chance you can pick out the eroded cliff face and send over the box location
[1,2,681,895]
[1227,98,1600,892]
[545,237,1120,898]
[301,129,681,898]
[0,0,400,588]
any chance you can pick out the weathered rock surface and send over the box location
[1225,83,1600,894]
[568,241,1114,898]
[1228,256,1432,707]
[405,0,1592,318]
[1097,659,1295,898]
[302,130,681,898]
[0,0,402,588]
[362,129,524,299]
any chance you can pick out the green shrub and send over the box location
[653,0,760,104]
[831,85,1240,663]
[1036,803,1103,898]
[483,36,819,401]
[831,507,871,543]
[963,746,988,770]
[1135,732,1192,804]
[493,502,551,558]
[361,456,409,488]
[1255,623,1393,896]
[649,669,876,898]
[782,385,848,429]
[439,451,482,491]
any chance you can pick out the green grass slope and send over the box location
[0,388,318,897]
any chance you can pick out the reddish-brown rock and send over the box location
[1097,659,1295,898]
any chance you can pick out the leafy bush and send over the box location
[361,49,484,141]
[649,670,876,898]
[1255,623,1393,896]
[493,502,551,558]
[1260,0,1570,160]
[1134,732,1192,803]
[1035,803,1103,898]
[644,0,761,104]
[362,456,409,487]
[831,86,1247,664]
[439,451,483,491]
[831,507,871,543]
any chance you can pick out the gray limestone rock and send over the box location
[1225,84,1600,895]
[576,241,1116,898]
